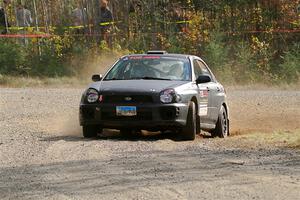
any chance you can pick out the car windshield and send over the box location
[104,56,192,81]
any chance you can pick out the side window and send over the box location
[197,60,215,82]
[193,60,202,78]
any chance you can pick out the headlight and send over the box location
[86,88,99,103]
[160,89,176,104]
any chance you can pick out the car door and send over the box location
[193,59,211,125]
[197,60,223,124]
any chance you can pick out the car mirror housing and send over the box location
[92,74,103,82]
[196,75,211,84]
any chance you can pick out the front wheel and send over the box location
[212,106,229,138]
[180,102,197,141]
[83,125,101,138]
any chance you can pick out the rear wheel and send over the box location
[212,106,229,138]
[180,102,196,141]
[83,125,101,138]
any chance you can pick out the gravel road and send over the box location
[0,88,299,200]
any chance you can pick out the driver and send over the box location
[169,63,184,79]
[130,62,155,78]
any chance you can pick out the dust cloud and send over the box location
[38,53,125,137]
[38,110,81,137]
[73,52,124,82]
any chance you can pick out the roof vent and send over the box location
[147,50,168,55]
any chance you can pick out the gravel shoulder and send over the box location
[0,88,299,200]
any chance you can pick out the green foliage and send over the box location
[0,40,26,75]
[0,38,72,77]
[203,32,229,72]
[28,47,67,77]
[279,44,300,83]
[233,42,257,83]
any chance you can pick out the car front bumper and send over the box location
[79,103,189,130]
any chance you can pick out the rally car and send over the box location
[79,51,229,140]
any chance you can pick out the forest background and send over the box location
[0,0,300,85]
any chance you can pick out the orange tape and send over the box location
[0,34,51,38]
[1,29,300,38]
[231,29,300,34]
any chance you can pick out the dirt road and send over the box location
[0,88,299,200]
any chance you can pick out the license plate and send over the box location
[116,106,137,116]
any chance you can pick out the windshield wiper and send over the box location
[104,78,122,81]
[130,77,171,81]
[105,77,172,81]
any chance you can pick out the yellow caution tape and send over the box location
[175,20,192,24]
[68,25,85,29]
[290,20,300,26]
[99,21,122,26]
[2,26,49,30]
[99,22,113,26]
[1,20,191,31]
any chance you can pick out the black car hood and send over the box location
[89,80,188,94]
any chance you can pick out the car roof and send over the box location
[122,53,196,59]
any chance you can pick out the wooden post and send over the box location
[125,0,130,42]
[32,0,41,56]
[94,0,101,42]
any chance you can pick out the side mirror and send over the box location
[92,74,103,82]
[196,75,211,84]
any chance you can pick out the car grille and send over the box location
[101,111,153,121]
[102,95,153,104]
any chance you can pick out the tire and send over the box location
[83,125,101,138]
[196,115,201,134]
[212,106,229,138]
[180,102,197,141]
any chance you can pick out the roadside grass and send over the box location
[1,74,300,89]
[237,130,300,149]
[225,82,300,91]
[0,75,88,88]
